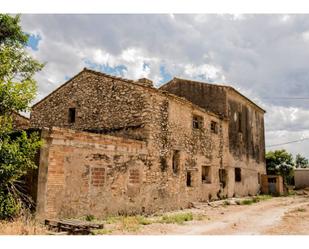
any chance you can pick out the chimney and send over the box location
[137,78,153,87]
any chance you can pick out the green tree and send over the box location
[295,153,309,168]
[0,14,43,219]
[266,149,294,185]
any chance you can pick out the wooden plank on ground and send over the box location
[44,219,104,235]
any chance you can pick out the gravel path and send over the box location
[136,195,309,235]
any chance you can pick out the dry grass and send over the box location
[100,212,195,233]
[0,217,48,235]
[160,212,193,224]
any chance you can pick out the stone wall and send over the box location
[12,112,30,130]
[36,101,231,219]
[146,90,231,201]
[159,77,266,197]
[32,69,266,218]
[31,69,152,141]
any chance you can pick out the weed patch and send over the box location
[193,213,208,221]
[241,199,254,205]
[296,208,306,212]
[256,195,272,201]
[160,212,193,224]
[85,214,95,222]
[223,200,231,206]
[91,228,113,235]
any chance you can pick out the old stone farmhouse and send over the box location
[27,68,266,219]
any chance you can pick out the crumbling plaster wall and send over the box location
[36,97,233,219]
[227,90,265,163]
[160,79,228,118]
[160,79,266,196]
[226,90,266,196]
[37,127,156,219]
[146,91,231,202]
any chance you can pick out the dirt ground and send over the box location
[2,194,309,235]
[108,194,309,235]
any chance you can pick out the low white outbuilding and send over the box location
[294,168,309,189]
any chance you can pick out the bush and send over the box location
[0,131,42,219]
[0,191,21,220]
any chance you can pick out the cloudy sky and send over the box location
[20,14,309,158]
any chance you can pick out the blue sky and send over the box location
[26,33,41,51]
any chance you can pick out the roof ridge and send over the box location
[172,76,232,89]
[32,68,153,109]
[13,111,30,120]
[83,67,135,83]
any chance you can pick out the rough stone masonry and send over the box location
[29,68,266,219]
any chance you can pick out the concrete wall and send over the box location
[295,169,309,189]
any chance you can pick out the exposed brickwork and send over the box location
[129,169,140,184]
[91,167,105,187]
[32,68,266,218]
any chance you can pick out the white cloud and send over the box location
[183,63,226,82]
[19,14,309,158]
[283,15,291,22]
[302,31,309,41]
[265,105,309,132]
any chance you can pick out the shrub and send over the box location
[0,191,21,220]
[0,131,42,219]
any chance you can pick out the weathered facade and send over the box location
[30,68,266,218]
[160,78,266,196]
